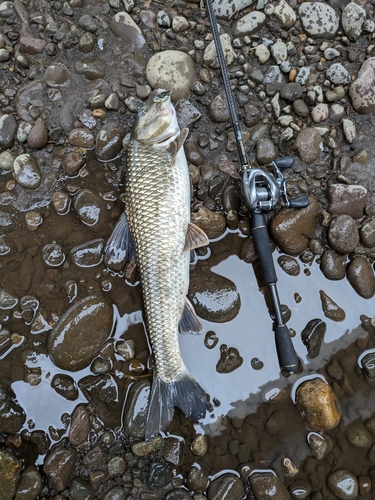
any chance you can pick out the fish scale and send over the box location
[125,141,190,382]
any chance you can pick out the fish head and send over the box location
[132,89,179,146]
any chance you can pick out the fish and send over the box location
[105,89,209,440]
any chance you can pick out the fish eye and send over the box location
[153,91,171,103]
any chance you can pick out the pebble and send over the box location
[79,32,95,52]
[249,471,289,499]
[311,103,328,123]
[298,2,339,39]
[301,318,326,358]
[347,256,375,298]
[78,13,98,32]
[27,119,49,149]
[216,344,243,373]
[324,48,340,60]
[187,466,208,492]
[13,154,42,189]
[269,0,296,29]
[75,61,106,80]
[0,114,18,149]
[208,473,245,500]
[204,34,236,69]
[326,184,367,219]
[256,138,277,165]
[255,44,270,64]
[191,434,208,457]
[212,0,255,20]
[146,50,196,101]
[123,380,151,439]
[42,243,65,267]
[107,456,127,476]
[15,466,43,500]
[71,238,104,268]
[277,255,300,276]
[328,215,359,254]
[361,221,375,248]
[68,128,95,149]
[52,191,71,215]
[342,118,356,144]
[270,40,287,65]
[292,127,321,164]
[208,91,230,123]
[147,462,173,489]
[44,65,71,88]
[295,378,341,431]
[157,11,170,28]
[307,432,332,460]
[0,151,14,171]
[69,478,95,500]
[62,152,85,176]
[69,405,91,446]
[232,11,266,36]
[270,197,319,255]
[327,469,358,500]
[74,189,103,227]
[293,99,309,118]
[43,444,78,492]
[51,374,78,400]
[347,419,372,448]
[0,387,25,434]
[190,205,226,239]
[79,373,118,422]
[189,270,240,323]
[289,480,311,499]
[48,294,113,371]
[326,63,350,85]
[95,122,125,161]
[319,290,346,322]
[342,2,366,41]
[19,36,47,54]
[349,57,375,114]
[0,450,22,500]
[131,436,162,457]
[295,67,310,85]
[320,248,346,280]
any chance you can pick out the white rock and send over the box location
[270,40,287,65]
[296,67,310,85]
[324,48,340,60]
[203,33,237,68]
[342,2,366,41]
[326,63,350,85]
[311,103,329,123]
[172,15,190,33]
[212,0,256,20]
[255,43,270,64]
[157,11,170,28]
[271,93,281,118]
[278,115,293,127]
[342,118,356,144]
[299,3,339,39]
[114,11,142,34]
[267,0,296,28]
[17,122,32,143]
[232,11,266,36]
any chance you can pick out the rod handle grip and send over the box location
[251,211,276,285]
[288,196,309,209]
[275,325,300,373]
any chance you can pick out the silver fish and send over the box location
[105,89,209,439]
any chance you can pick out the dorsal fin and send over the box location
[183,222,209,252]
[167,128,189,160]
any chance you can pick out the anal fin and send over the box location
[183,222,209,252]
[179,297,203,334]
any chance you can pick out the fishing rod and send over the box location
[203,0,308,373]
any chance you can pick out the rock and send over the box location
[27,119,49,149]
[299,2,339,39]
[295,378,341,432]
[79,374,119,422]
[328,215,359,254]
[349,58,375,114]
[212,0,255,20]
[311,103,328,123]
[0,386,26,433]
[361,221,375,248]
[146,51,196,101]
[361,352,375,382]
[342,2,366,41]
[296,67,310,85]
[188,270,240,323]
[43,444,78,492]
[0,450,22,500]
[163,437,184,467]
[69,478,95,500]
[270,40,287,65]
[68,128,95,149]
[147,462,173,489]
[95,123,125,161]
[269,0,296,28]
[208,91,231,123]
[326,184,367,219]
[347,256,375,298]
[15,466,43,500]
[71,238,104,268]
[131,436,162,457]
[78,13,98,32]
[107,456,127,476]
[320,250,347,280]
[190,205,226,239]
[319,290,345,322]
[256,138,277,165]
[75,61,106,80]
[13,154,42,189]
[265,410,286,435]
[19,36,47,54]
[216,344,243,373]
[69,405,91,446]
[289,480,311,499]
[326,64,350,85]
[0,150,14,170]
[255,44,270,64]
[0,114,18,149]
[42,243,65,267]
[307,432,332,460]
[48,294,113,371]
[191,434,208,457]
[280,82,303,101]
[327,469,358,500]
[51,374,79,400]
[62,152,85,176]
[270,196,319,255]
[44,65,71,88]
[277,255,300,276]
[347,419,372,448]
[74,189,104,228]
[292,127,321,164]
[123,380,151,439]
[249,471,289,499]
[243,104,261,127]
[208,473,245,500]
[232,11,266,36]
[203,34,236,68]
[301,319,326,358]
[187,466,208,492]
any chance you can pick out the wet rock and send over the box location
[42,243,65,268]
[27,119,48,149]
[0,386,26,433]
[249,471,289,499]
[256,138,277,165]
[95,123,125,161]
[62,152,85,176]
[163,437,184,467]
[277,255,300,276]
[0,450,22,500]
[68,128,95,149]
[51,374,78,400]
[123,380,151,439]
[110,14,145,49]
[292,128,321,164]
[52,191,71,215]
[0,114,18,149]
[175,99,202,129]
[13,153,42,190]
[299,2,339,39]
[307,432,332,460]
[216,344,243,373]
[44,65,71,88]
[361,221,375,248]
[289,480,311,499]
[326,184,367,219]
[131,436,162,457]
[43,444,78,493]
[347,256,375,299]
[349,58,375,114]
[69,477,95,500]
[203,34,236,68]
[347,419,372,448]
[146,51,196,101]
[327,469,358,500]
[208,91,230,123]
[320,250,347,280]
[75,61,106,80]
[232,11,266,36]
[79,374,119,422]
[265,410,286,435]
[342,2,366,41]
[74,189,103,227]
[116,339,135,360]
[48,294,113,371]
[295,378,341,431]
[71,238,104,268]
[190,205,226,239]
[361,352,375,382]
[189,270,240,323]
[69,405,91,446]
[15,466,43,500]
[270,197,319,255]
[319,290,346,322]
[301,319,326,359]
[328,215,359,254]
[148,461,173,489]
[187,466,208,492]
[191,434,208,457]
[208,473,245,500]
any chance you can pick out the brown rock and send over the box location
[270,196,320,255]
[256,138,277,165]
[326,184,367,219]
[292,127,322,164]
[68,405,91,446]
[208,91,231,123]
[27,120,49,149]
[43,444,78,492]
[20,36,47,54]
[62,153,85,176]
[190,206,226,239]
[349,57,375,114]
[347,256,375,298]
[295,378,341,431]
[68,128,95,149]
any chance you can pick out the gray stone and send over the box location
[249,471,289,499]
[299,2,339,39]
[327,469,358,500]
[232,11,266,36]
[270,40,287,64]
[212,0,256,20]
[208,473,245,500]
[204,34,236,69]
[147,462,173,489]
[342,2,366,41]
[295,67,310,85]
[347,419,372,448]
[280,82,303,101]
[0,450,22,500]
[301,318,326,358]
[326,64,350,85]
[328,215,359,254]
[350,57,375,114]
[361,221,375,248]
[44,65,71,88]
[0,114,17,149]
[292,127,321,164]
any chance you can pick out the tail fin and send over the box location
[145,368,208,441]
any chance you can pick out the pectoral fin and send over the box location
[183,222,209,252]
[104,212,135,270]
[179,297,203,334]
[168,128,189,160]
